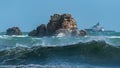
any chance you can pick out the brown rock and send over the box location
[47,14,77,35]
[6,27,22,35]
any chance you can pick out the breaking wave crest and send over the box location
[0,40,120,66]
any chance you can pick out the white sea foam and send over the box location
[86,36,120,40]
[0,35,28,39]
[15,43,29,48]
[106,36,120,39]
[11,35,28,37]
[56,33,66,38]
[0,35,11,39]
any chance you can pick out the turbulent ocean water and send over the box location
[0,32,120,68]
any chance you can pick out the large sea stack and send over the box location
[47,14,77,36]
[6,27,22,35]
[29,13,87,37]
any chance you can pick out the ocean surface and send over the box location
[0,32,120,68]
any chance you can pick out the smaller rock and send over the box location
[79,30,87,36]
[6,27,22,35]
[28,24,47,37]
[28,29,37,36]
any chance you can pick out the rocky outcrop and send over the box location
[29,13,87,37]
[79,30,87,36]
[28,24,47,37]
[6,27,22,35]
[47,14,77,35]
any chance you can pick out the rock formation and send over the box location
[28,24,47,37]
[6,27,22,35]
[29,13,87,37]
[79,30,87,36]
[47,14,77,36]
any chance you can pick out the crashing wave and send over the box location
[56,33,66,37]
[0,40,120,66]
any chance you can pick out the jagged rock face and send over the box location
[28,24,47,37]
[28,30,37,36]
[6,27,22,35]
[47,14,77,35]
[28,13,87,37]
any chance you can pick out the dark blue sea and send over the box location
[0,32,120,68]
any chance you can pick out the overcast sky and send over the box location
[0,0,120,32]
